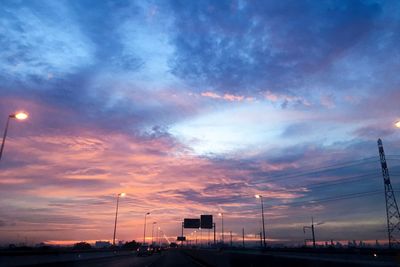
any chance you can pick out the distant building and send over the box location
[95,241,111,248]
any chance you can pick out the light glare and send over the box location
[255,194,261,199]
[395,121,400,128]
[14,112,28,120]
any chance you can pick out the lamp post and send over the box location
[0,112,28,161]
[218,213,224,244]
[255,194,266,248]
[143,212,150,244]
[158,227,161,247]
[151,222,157,245]
[159,229,164,246]
[112,192,126,246]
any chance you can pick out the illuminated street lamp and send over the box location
[0,112,28,161]
[143,212,150,244]
[395,121,400,128]
[218,213,224,243]
[255,194,266,248]
[112,192,126,246]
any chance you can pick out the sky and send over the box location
[0,0,400,246]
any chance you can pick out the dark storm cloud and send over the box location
[168,0,386,94]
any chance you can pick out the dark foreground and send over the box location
[1,248,399,267]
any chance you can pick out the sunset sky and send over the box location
[1,0,400,246]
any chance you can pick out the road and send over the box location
[26,250,205,267]
[9,248,398,267]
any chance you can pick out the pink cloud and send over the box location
[201,91,221,99]
[263,90,311,107]
[200,91,249,102]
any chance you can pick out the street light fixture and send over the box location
[143,212,150,244]
[255,194,266,248]
[112,192,126,246]
[218,213,224,244]
[0,112,28,161]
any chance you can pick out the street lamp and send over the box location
[218,213,224,244]
[255,194,266,248]
[0,112,28,161]
[158,226,161,247]
[151,222,157,245]
[112,192,126,246]
[143,212,150,244]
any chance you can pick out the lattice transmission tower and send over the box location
[377,138,400,248]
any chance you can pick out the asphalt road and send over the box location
[26,250,204,267]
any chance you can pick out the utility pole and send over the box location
[213,223,216,245]
[181,222,184,247]
[303,217,316,248]
[208,228,210,246]
[242,228,245,247]
[378,139,400,248]
[200,228,202,247]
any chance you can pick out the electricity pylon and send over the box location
[377,139,400,248]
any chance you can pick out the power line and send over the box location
[270,156,378,177]
[271,190,383,208]
[256,170,399,193]
[285,173,379,190]
[259,157,380,184]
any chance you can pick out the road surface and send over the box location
[26,250,204,267]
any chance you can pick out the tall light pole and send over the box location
[112,192,126,246]
[0,112,28,161]
[218,213,224,243]
[255,194,266,248]
[151,222,157,245]
[143,212,150,244]
[158,226,161,247]
[159,229,164,246]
